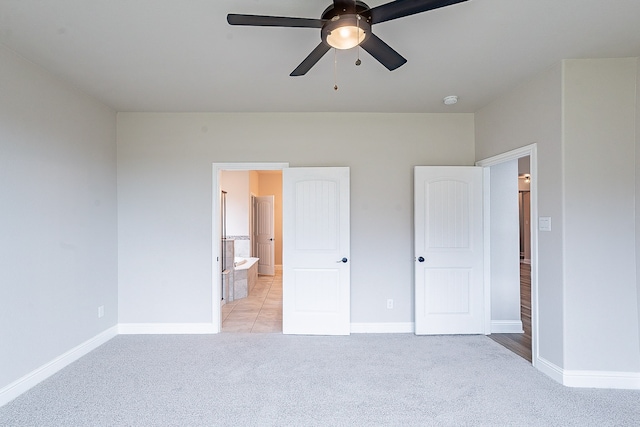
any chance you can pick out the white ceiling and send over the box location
[1,0,639,113]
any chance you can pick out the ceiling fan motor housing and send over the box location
[321,1,371,20]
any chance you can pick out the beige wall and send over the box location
[562,58,639,371]
[117,112,475,325]
[476,58,640,376]
[1,45,117,392]
[637,58,640,352]
[475,64,565,367]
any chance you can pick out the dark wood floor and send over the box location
[489,262,532,362]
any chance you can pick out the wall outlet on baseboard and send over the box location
[387,299,394,309]
[98,305,104,318]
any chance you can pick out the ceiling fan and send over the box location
[227,0,469,76]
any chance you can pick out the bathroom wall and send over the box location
[220,170,251,257]
[220,170,250,236]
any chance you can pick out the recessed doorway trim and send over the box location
[476,144,539,367]
[212,162,289,333]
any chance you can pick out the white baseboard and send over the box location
[491,320,524,333]
[0,325,118,407]
[536,356,640,389]
[563,369,640,389]
[351,322,414,333]
[118,323,216,335]
[535,356,565,385]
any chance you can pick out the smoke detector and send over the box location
[443,95,458,105]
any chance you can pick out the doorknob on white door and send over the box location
[337,257,348,263]
[417,256,425,262]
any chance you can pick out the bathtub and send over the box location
[231,257,259,300]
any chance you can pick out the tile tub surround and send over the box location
[231,257,259,300]
[226,236,250,258]
[221,270,231,302]
[222,240,235,301]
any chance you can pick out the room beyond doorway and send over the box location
[476,145,538,367]
[489,262,532,362]
[212,162,287,334]
[222,269,282,333]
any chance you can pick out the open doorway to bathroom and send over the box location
[213,163,286,334]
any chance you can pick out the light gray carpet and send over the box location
[1,334,638,426]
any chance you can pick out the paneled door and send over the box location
[414,166,484,335]
[282,167,350,335]
[255,195,275,275]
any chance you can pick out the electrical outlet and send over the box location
[387,299,393,309]
[98,305,104,318]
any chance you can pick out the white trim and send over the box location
[350,322,414,334]
[490,320,524,333]
[118,323,216,335]
[476,144,539,370]
[536,357,640,389]
[0,326,118,407]
[212,162,289,335]
[563,370,640,389]
[482,167,492,334]
[476,144,537,167]
[536,356,565,385]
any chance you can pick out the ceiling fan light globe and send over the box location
[327,25,365,49]
[322,14,371,50]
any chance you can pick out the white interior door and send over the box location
[414,166,484,335]
[282,167,350,335]
[255,195,275,275]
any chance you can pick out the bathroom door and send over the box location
[255,195,275,275]
[282,167,350,335]
[414,166,485,335]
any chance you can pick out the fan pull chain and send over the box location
[334,48,338,91]
[355,14,362,66]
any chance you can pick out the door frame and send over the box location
[476,143,539,367]
[212,162,288,333]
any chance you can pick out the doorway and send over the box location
[476,144,539,366]
[212,163,287,333]
[213,163,352,335]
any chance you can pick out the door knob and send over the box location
[418,256,425,262]
[337,257,348,263]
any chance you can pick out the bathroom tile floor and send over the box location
[221,270,282,333]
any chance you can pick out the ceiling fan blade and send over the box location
[367,0,469,25]
[290,43,332,76]
[359,33,407,71]
[227,14,324,28]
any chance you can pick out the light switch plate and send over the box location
[539,216,552,231]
